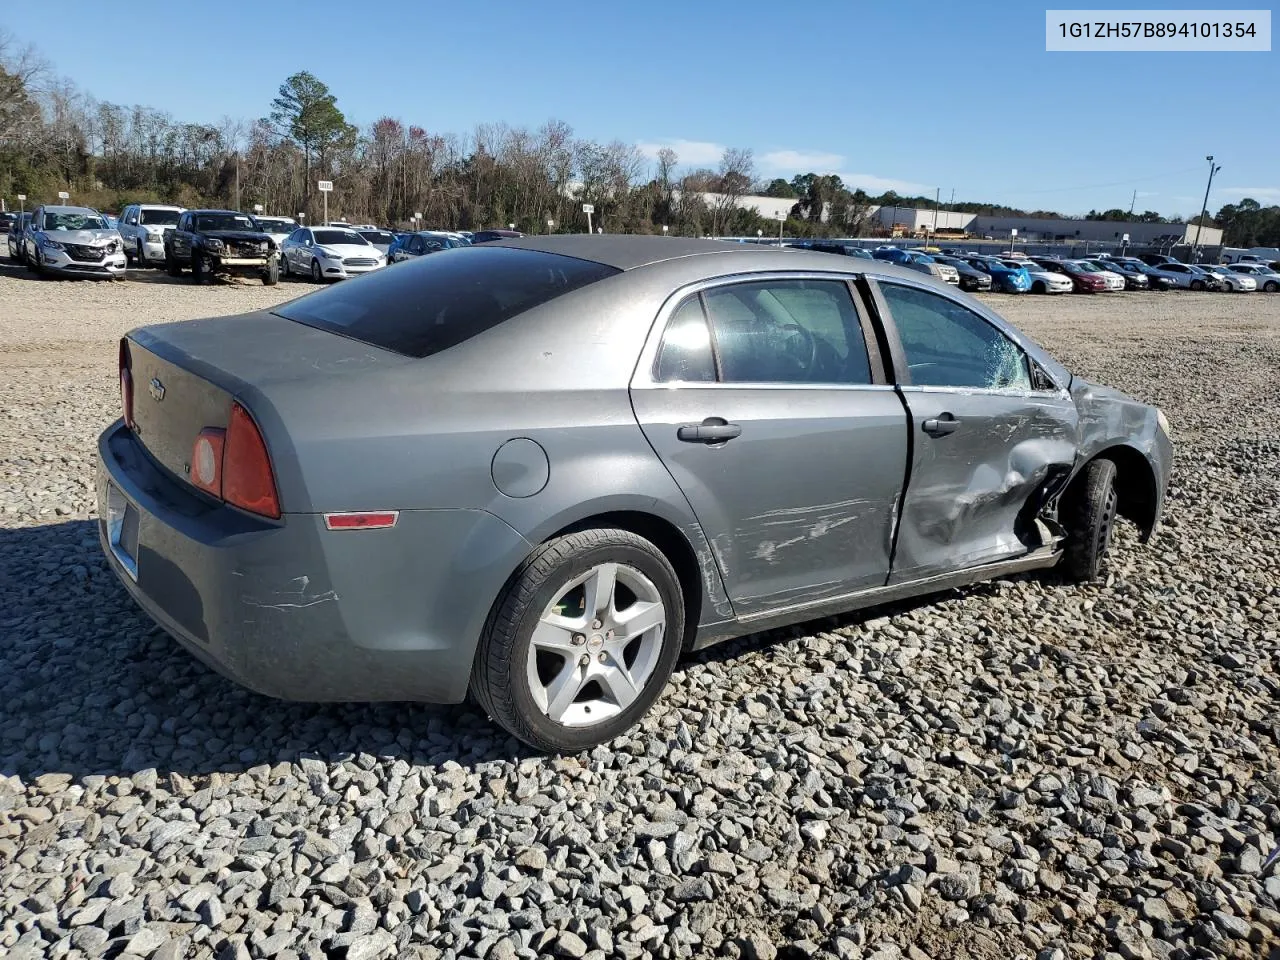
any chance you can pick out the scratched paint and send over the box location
[241,575,339,611]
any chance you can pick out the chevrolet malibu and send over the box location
[99,237,1173,752]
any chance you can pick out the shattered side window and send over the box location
[879,283,1032,391]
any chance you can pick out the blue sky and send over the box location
[5,1,1276,216]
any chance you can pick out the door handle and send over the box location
[677,417,742,444]
[922,414,960,437]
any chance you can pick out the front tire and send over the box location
[136,240,146,267]
[1265,281,1278,292]
[1032,281,1045,294]
[190,251,204,284]
[262,257,279,286]
[165,250,182,277]
[1190,279,1205,291]
[471,529,685,753]
[1061,458,1118,583]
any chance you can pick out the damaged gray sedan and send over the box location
[97,237,1172,753]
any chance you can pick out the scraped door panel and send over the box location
[890,390,1077,582]
[632,387,909,614]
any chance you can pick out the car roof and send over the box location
[136,203,183,210]
[189,209,246,215]
[41,205,99,215]
[496,235,795,271]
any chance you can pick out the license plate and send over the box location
[106,482,140,581]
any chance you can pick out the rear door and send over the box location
[630,274,909,616]
[867,279,1079,583]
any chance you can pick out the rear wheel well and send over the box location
[1068,446,1159,542]
[549,511,702,649]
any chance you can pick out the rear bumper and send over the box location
[96,421,533,703]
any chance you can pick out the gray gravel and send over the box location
[2,261,1279,959]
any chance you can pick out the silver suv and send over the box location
[26,205,127,278]
[119,204,184,266]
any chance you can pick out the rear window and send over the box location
[140,208,181,226]
[272,246,620,358]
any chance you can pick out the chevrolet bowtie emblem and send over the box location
[149,377,165,401]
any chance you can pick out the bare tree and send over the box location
[710,147,754,235]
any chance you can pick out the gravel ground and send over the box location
[2,262,1279,960]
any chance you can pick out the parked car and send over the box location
[26,205,127,279]
[1119,260,1175,291]
[1137,253,1182,267]
[280,226,387,282]
[0,211,15,235]
[931,255,992,292]
[471,229,524,243]
[355,228,397,256]
[962,256,1031,293]
[1197,265,1255,292]
[164,209,279,285]
[388,231,469,263]
[1225,263,1280,292]
[1030,258,1109,293]
[6,212,32,262]
[1005,259,1072,294]
[1080,259,1149,291]
[872,247,959,284]
[118,204,185,267]
[1066,260,1123,291]
[255,217,299,258]
[1144,262,1220,290]
[99,237,1173,752]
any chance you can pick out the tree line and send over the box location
[2,31,1276,246]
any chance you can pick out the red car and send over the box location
[1031,258,1108,293]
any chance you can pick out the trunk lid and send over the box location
[124,310,410,496]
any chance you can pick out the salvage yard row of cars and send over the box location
[1,203,519,282]
[786,240,1280,294]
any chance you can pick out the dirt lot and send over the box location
[2,261,1278,960]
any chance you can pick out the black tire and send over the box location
[190,251,204,284]
[1032,281,1046,294]
[1264,281,1278,292]
[1190,279,1204,291]
[262,257,279,286]
[471,528,685,753]
[280,253,291,279]
[1061,458,1118,583]
[165,250,182,277]
[136,240,145,267]
[310,258,322,283]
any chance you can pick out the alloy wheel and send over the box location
[525,562,666,727]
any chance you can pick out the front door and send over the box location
[872,280,1079,583]
[630,277,909,616]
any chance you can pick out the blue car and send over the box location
[964,256,1031,293]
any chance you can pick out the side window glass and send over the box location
[700,279,872,385]
[655,297,714,383]
[879,283,1031,391]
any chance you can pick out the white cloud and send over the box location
[760,149,845,172]
[635,139,726,167]
[834,171,932,195]
[1221,186,1280,202]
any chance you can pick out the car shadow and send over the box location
[0,519,541,782]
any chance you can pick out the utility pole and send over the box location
[234,153,241,211]
[1192,155,1220,262]
[932,187,940,241]
[1128,189,1137,217]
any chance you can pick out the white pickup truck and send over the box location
[118,204,185,266]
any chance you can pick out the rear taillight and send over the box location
[190,428,226,496]
[222,403,281,519]
[189,403,281,519]
[119,338,134,429]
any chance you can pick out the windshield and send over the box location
[1071,262,1101,273]
[194,213,259,232]
[314,229,368,246]
[358,230,395,245]
[257,218,296,233]
[43,211,109,231]
[140,208,181,226]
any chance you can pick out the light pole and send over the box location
[1192,155,1220,262]
[546,219,555,234]
[932,187,940,243]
